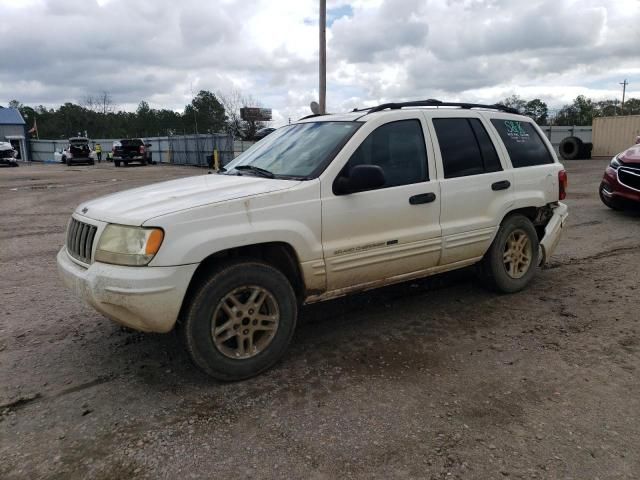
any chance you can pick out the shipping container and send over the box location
[592,115,640,157]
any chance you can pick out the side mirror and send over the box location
[334,164,386,195]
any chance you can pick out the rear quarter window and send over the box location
[491,119,553,167]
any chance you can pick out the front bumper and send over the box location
[57,248,198,333]
[601,167,640,204]
[539,202,568,264]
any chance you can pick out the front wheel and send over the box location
[180,261,298,381]
[479,214,539,293]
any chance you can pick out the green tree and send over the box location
[184,90,226,134]
[623,98,640,115]
[498,95,527,113]
[524,99,548,125]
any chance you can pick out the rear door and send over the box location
[426,113,514,265]
[321,113,442,291]
[488,117,561,205]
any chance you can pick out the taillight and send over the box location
[139,145,145,154]
[558,170,568,200]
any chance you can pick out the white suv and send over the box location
[57,100,568,381]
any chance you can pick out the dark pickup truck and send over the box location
[112,139,153,167]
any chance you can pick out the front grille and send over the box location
[618,167,640,192]
[66,218,97,264]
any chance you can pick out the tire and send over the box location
[559,136,583,160]
[89,160,95,165]
[580,142,593,159]
[180,260,298,381]
[123,161,129,167]
[65,157,71,166]
[140,159,147,166]
[114,161,121,167]
[599,183,621,210]
[479,214,539,293]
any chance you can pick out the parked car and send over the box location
[58,100,568,381]
[600,142,640,210]
[112,138,152,167]
[61,138,95,166]
[0,141,18,167]
[253,127,276,141]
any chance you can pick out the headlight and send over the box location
[610,156,622,170]
[95,224,164,266]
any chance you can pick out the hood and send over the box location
[619,144,640,165]
[76,173,300,225]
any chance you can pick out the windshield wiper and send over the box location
[234,165,275,178]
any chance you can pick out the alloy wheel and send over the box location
[211,286,280,359]
[503,229,533,279]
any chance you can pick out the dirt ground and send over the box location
[1,160,639,479]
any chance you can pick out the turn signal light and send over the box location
[145,229,164,255]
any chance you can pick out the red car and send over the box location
[600,143,640,210]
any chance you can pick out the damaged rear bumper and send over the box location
[539,202,568,264]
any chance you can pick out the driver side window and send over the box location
[341,119,429,188]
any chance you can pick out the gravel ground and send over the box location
[1,160,639,479]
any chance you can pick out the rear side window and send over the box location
[433,118,502,178]
[490,119,553,167]
[343,119,428,188]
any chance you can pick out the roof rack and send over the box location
[363,99,519,115]
[298,113,329,121]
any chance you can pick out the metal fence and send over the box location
[28,126,592,164]
[539,126,592,155]
[30,139,68,162]
[167,134,234,167]
[28,134,254,165]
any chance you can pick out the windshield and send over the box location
[225,121,361,179]
[121,139,143,147]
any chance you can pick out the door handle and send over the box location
[491,180,511,191]
[409,192,436,205]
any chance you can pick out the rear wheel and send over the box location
[123,161,129,167]
[140,159,147,166]
[179,260,297,381]
[479,214,539,293]
[114,160,121,167]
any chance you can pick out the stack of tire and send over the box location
[559,137,593,160]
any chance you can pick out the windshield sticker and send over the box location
[504,121,530,143]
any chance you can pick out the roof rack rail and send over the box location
[365,99,519,115]
[298,113,328,121]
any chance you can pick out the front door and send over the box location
[321,115,442,291]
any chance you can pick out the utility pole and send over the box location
[620,79,628,114]
[319,0,326,114]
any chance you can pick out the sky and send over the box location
[1,0,639,126]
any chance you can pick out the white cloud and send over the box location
[0,0,638,125]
